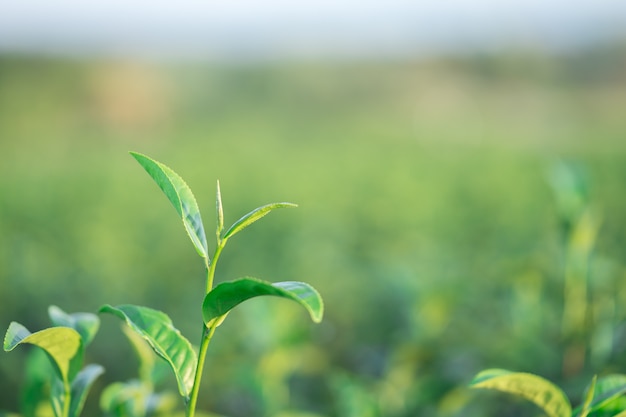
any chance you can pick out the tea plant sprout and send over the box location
[3,306,103,417]
[100,152,324,417]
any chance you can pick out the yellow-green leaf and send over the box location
[469,369,571,417]
[4,322,82,384]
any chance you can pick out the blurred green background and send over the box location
[1,15,626,416]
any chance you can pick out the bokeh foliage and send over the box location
[1,44,626,416]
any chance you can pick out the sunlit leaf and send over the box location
[48,305,100,347]
[130,151,208,260]
[572,374,626,416]
[99,304,197,399]
[69,364,104,417]
[469,369,571,417]
[4,322,83,384]
[222,202,297,241]
[202,278,323,326]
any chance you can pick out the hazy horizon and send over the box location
[1,1,625,61]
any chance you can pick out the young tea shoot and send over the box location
[3,306,103,417]
[99,152,324,417]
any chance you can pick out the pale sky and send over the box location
[1,0,625,59]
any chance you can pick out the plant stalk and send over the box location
[187,241,225,417]
[186,322,217,417]
[206,242,224,293]
[62,381,71,417]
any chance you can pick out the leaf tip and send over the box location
[98,304,115,314]
[3,322,20,351]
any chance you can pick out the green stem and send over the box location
[206,242,225,293]
[62,381,71,417]
[187,241,226,417]
[186,322,218,417]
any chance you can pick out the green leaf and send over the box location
[50,375,64,417]
[100,381,147,417]
[100,381,178,417]
[222,202,297,241]
[69,364,104,417]
[4,322,83,384]
[202,278,324,326]
[48,305,100,347]
[119,324,171,387]
[578,375,596,417]
[99,304,197,400]
[572,374,626,416]
[130,151,208,260]
[121,325,158,386]
[21,348,53,417]
[469,369,571,417]
[613,411,626,417]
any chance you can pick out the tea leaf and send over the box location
[100,381,147,417]
[121,325,158,386]
[69,364,104,417]
[578,375,596,417]
[130,152,208,260]
[572,374,626,416]
[21,349,54,417]
[51,375,64,417]
[48,305,100,347]
[202,278,324,326]
[222,202,297,241]
[101,380,178,417]
[469,369,571,417]
[99,304,197,400]
[4,322,83,384]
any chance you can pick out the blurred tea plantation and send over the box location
[1,44,626,416]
